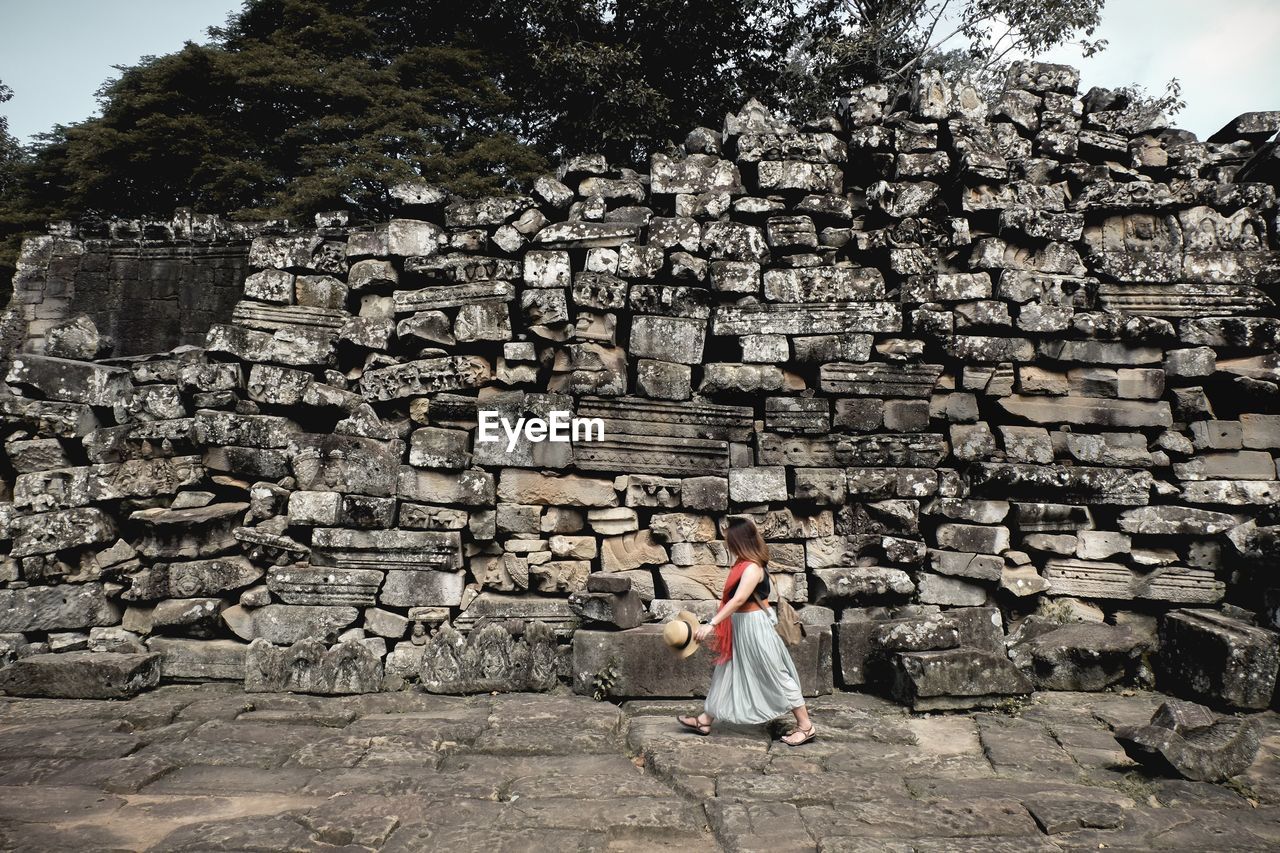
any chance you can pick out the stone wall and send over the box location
[0,62,1278,704]
[0,212,261,358]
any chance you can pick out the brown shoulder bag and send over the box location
[753,573,805,646]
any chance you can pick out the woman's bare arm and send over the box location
[708,562,764,629]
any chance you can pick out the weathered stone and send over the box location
[12,455,205,511]
[809,567,914,603]
[1009,622,1152,690]
[147,636,247,680]
[0,392,98,438]
[222,604,358,645]
[971,463,1152,505]
[130,502,247,560]
[9,507,116,558]
[419,621,558,693]
[917,574,988,606]
[5,355,131,406]
[715,302,901,336]
[245,637,382,694]
[728,467,787,503]
[359,356,490,401]
[206,323,336,367]
[534,221,641,248]
[818,362,943,397]
[1118,506,1242,536]
[573,396,752,478]
[380,570,466,607]
[1045,559,1224,604]
[266,566,382,606]
[650,153,743,195]
[0,652,160,699]
[567,585,646,629]
[629,315,706,365]
[44,315,110,360]
[397,467,495,506]
[758,161,842,194]
[890,649,1032,711]
[1116,700,1261,782]
[600,531,668,572]
[496,470,617,507]
[1158,609,1279,710]
[0,583,119,632]
[124,556,262,600]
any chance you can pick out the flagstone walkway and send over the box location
[0,684,1276,851]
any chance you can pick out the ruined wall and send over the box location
[0,62,1278,704]
[1,212,260,358]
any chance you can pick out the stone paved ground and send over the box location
[0,685,1277,851]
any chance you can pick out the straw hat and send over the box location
[662,611,702,659]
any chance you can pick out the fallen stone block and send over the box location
[0,392,99,437]
[1158,609,1280,710]
[1115,699,1260,782]
[1008,621,1152,690]
[129,502,249,560]
[0,651,160,698]
[124,556,261,601]
[14,456,206,511]
[889,648,1032,711]
[451,592,579,637]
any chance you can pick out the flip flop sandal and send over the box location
[783,725,817,746]
[677,714,711,736]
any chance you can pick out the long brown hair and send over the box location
[725,517,769,569]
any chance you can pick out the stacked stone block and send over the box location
[0,63,1278,703]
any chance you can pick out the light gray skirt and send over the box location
[704,607,805,725]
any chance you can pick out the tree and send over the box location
[0,81,35,294]
[782,0,1105,117]
[17,0,1111,230]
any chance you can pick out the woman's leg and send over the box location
[781,703,814,744]
[677,710,713,732]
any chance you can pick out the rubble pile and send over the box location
[0,62,1278,702]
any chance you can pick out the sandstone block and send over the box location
[223,604,358,645]
[728,467,787,503]
[5,355,131,406]
[1159,609,1279,710]
[498,470,618,507]
[0,652,160,699]
[890,649,1032,711]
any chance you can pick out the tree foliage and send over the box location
[11,0,1107,230]
[781,0,1105,115]
[0,81,33,290]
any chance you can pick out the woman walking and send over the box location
[676,517,816,745]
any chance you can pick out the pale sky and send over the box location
[0,0,1277,144]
